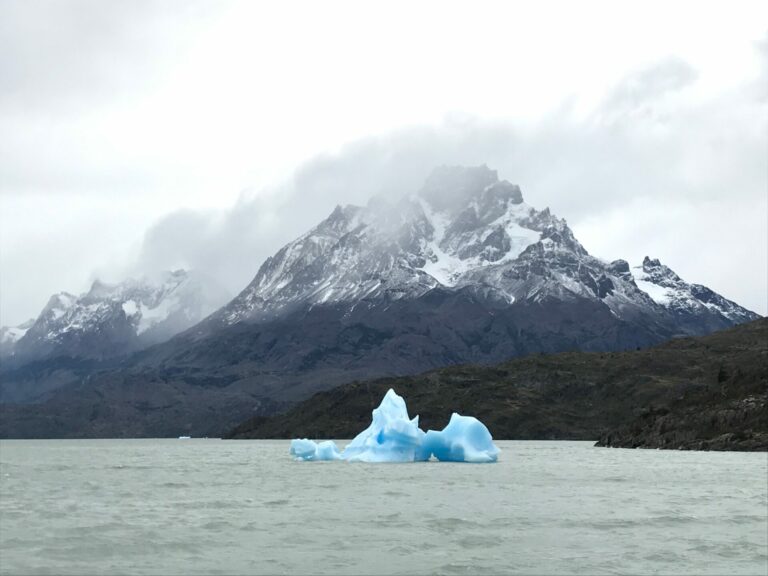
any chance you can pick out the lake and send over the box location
[1,440,766,575]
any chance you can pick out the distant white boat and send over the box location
[178,436,191,439]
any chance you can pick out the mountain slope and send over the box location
[226,318,767,451]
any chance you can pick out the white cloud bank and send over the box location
[134,51,767,317]
[1,1,766,324]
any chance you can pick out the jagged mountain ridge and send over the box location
[5,269,228,363]
[208,165,756,335]
[215,167,554,324]
[631,257,755,324]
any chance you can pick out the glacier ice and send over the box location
[422,413,501,463]
[315,440,343,461]
[341,389,430,463]
[290,438,342,461]
[290,388,499,463]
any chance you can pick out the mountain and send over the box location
[0,270,230,404]
[226,318,767,451]
[0,165,760,437]
[4,269,228,364]
[144,165,757,380]
[196,165,755,335]
[211,166,644,325]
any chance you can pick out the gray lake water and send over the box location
[0,440,766,575]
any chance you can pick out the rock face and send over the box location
[595,360,768,451]
[226,318,767,452]
[0,166,761,438]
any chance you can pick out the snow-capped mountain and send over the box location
[214,165,758,333]
[7,269,229,362]
[2,165,760,438]
[217,167,557,323]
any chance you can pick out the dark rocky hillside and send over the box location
[226,318,767,451]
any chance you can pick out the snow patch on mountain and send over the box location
[417,199,459,285]
[633,277,673,306]
[121,300,139,316]
[416,196,542,287]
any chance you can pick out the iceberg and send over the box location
[290,388,499,463]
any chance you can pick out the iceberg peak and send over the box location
[290,388,500,463]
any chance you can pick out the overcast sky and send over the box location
[1,0,766,326]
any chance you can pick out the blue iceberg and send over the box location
[290,388,499,463]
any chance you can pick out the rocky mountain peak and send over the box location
[417,165,511,215]
[607,259,632,280]
[86,279,113,299]
[640,256,683,287]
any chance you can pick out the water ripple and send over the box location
[0,439,765,576]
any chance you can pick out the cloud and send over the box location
[0,0,217,114]
[131,54,767,316]
[0,0,228,201]
[600,57,698,115]
[754,33,768,102]
[1,3,766,326]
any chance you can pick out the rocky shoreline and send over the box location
[595,393,767,451]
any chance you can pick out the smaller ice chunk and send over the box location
[290,439,342,461]
[423,413,500,463]
[341,389,429,462]
[315,440,343,461]
[290,438,318,460]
